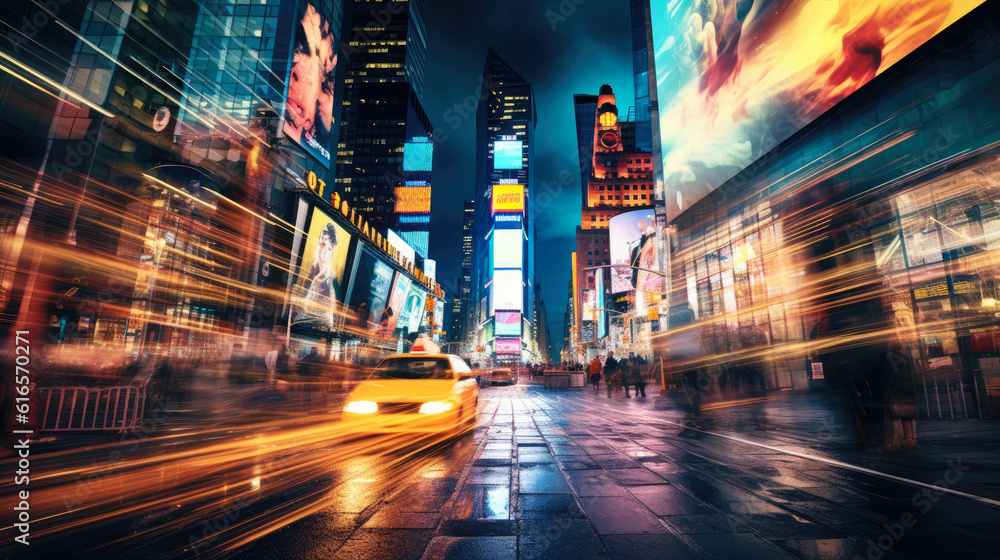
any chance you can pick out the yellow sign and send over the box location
[492,184,524,214]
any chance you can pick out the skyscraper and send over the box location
[573,94,599,201]
[630,0,652,152]
[468,48,536,361]
[335,0,433,243]
[449,199,474,346]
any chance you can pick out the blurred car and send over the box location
[342,350,479,435]
[487,367,517,385]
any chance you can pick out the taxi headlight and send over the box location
[344,401,378,414]
[419,401,453,414]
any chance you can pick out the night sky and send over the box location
[422,0,635,360]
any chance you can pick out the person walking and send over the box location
[604,351,619,397]
[631,359,647,397]
[589,356,602,394]
[621,357,632,398]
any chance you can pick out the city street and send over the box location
[7,379,1000,560]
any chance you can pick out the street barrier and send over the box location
[37,386,146,432]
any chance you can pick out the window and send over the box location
[588,260,594,265]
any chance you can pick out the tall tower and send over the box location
[335,0,433,244]
[450,200,475,346]
[469,48,536,361]
[630,0,652,151]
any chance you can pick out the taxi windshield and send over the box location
[371,357,452,380]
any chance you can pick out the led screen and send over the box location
[348,248,394,330]
[492,269,523,312]
[492,184,524,214]
[596,272,606,339]
[580,289,596,324]
[609,210,661,294]
[394,186,432,214]
[380,274,411,334]
[399,230,428,259]
[282,2,338,167]
[492,229,523,270]
[403,139,433,171]
[388,229,416,264]
[424,259,436,281]
[495,338,521,354]
[495,311,521,337]
[651,0,983,221]
[493,140,523,170]
[395,282,427,336]
[292,210,352,327]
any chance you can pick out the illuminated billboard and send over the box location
[381,273,411,333]
[388,229,416,264]
[399,231,428,260]
[282,2,337,167]
[493,140,523,170]
[396,282,427,336]
[495,338,521,354]
[403,138,433,172]
[292,210,352,327]
[492,184,524,214]
[609,210,660,294]
[491,269,522,312]
[596,272,606,339]
[492,229,523,270]
[424,259,436,281]
[580,289,596,324]
[495,311,521,337]
[348,248,394,329]
[651,0,983,221]
[394,186,432,214]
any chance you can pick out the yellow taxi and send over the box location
[341,342,479,435]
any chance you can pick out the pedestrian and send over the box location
[301,346,323,376]
[621,357,632,398]
[631,359,646,397]
[589,356,602,394]
[679,365,705,436]
[604,351,619,397]
[883,340,918,451]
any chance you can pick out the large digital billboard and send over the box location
[292,209,352,327]
[348,248,394,329]
[495,338,521,355]
[381,273,411,333]
[394,186,432,214]
[495,311,521,337]
[282,2,338,167]
[493,140,523,170]
[651,0,983,221]
[609,210,659,294]
[491,269,522,312]
[596,271,606,339]
[580,289,596,324]
[388,229,416,264]
[403,138,433,171]
[492,184,524,215]
[395,282,427,336]
[492,229,523,270]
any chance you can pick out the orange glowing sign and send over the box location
[492,184,524,214]
[394,186,431,214]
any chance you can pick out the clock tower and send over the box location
[593,83,622,170]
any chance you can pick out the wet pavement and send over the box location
[5,378,1000,559]
[221,382,1000,560]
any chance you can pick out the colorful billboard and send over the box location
[282,2,338,167]
[348,248,394,329]
[495,311,521,337]
[609,210,658,294]
[381,273,411,333]
[495,338,521,354]
[596,271,606,339]
[403,138,433,172]
[492,269,522,312]
[492,184,524,215]
[580,289,596,324]
[394,186,432,214]
[388,229,416,264]
[492,229,523,270]
[396,282,427,336]
[651,0,983,221]
[292,209,352,327]
[493,140,523,170]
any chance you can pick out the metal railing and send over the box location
[37,386,146,432]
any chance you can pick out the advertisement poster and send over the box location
[495,311,521,337]
[495,338,521,354]
[283,2,338,167]
[609,210,660,294]
[493,140,523,170]
[395,282,427,337]
[492,269,523,312]
[292,210,352,327]
[493,229,523,270]
[596,272,606,339]
[651,0,983,221]
[492,184,524,214]
[348,248,394,329]
[381,273,411,334]
[580,289,596,323]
